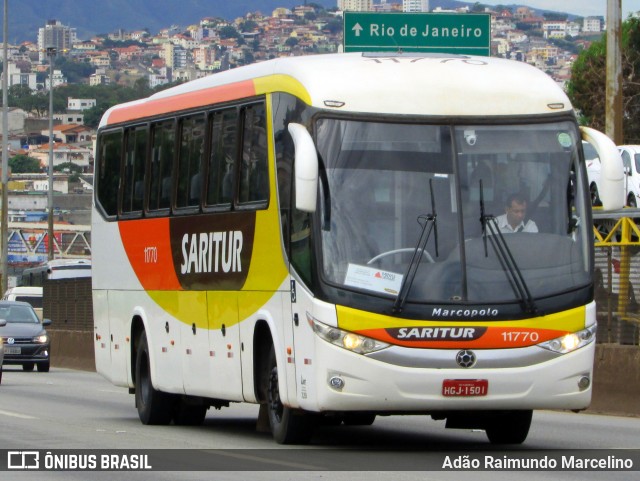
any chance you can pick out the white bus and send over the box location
[92,52,624,444]
[21,259,92,286]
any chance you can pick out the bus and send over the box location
[92,52,624,444]
[21,259,92,287]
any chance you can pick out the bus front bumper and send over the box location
[301,340,594,413]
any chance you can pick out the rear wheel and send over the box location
[627,193,637,208]
[485,410,532,444]
[135,333,174,425]
[23,362,35,372]
[37,361,50,372]
[266,346,316,444]
[0,365,3,384]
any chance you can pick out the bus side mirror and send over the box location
[581,127,625,211]
[288,123,318,213]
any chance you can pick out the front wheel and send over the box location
[23,363,35,372]
[266,347,316,444]
[135,333,174,425]
[37,361,50,372]
[485,410,532,444]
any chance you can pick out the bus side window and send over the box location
[176,114,206,209]
[206,108,237,207]
[122,126,148,214]
[96,130,123,217]
[149,120,175,211]
[238,103,268,205]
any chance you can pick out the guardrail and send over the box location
[593,208,640,346]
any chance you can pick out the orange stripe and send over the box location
[358,327,568,349]
[119,218,182,290]
[107,80,257,125]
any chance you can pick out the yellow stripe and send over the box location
[253,74,312,105]
[337,304,586,332]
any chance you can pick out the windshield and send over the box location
[0,304,40,323]
[316,118,590,305]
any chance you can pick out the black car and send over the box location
[0,301,51,372]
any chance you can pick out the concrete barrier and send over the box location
[49,330,95,372]
[588,344,640,417]
[48,331,639,417]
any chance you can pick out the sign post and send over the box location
[343,12,491,56]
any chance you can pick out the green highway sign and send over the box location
[343,12,491,56]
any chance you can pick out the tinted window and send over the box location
[96,130,123,217]
[122,126,148,214]
[149,120,175,211]
[238,103,268,204]
[206,108,237,207]
[176,115,206,208]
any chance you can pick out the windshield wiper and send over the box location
[393,179,439,314]
[478,180,537,314]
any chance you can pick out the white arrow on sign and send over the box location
[352,22,363,37]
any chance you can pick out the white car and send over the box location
[584,141,603,206]
[618,145,640,207]
[2,286,43,320]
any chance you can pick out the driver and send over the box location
[496,193,538,234]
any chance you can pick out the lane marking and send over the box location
[0,409,38,420]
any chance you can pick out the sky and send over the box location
[478,1,640,18]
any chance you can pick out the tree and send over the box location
[567,17,640,143]
[285,37,299,48]
[219,26,241,40]
[9,154,42,173]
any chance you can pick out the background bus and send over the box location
[21,259,92,287]
[92,52,624,445]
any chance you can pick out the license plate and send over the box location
[442,379,488,397]
[5,346,21,355]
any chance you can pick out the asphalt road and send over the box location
[0,366,638,481]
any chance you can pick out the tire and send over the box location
[0,365,3,385]
[135,333,174,425]
[485,410,532,444]
[23,362,35,372]
[628,194,637,208]
[37,361,50,372]
[172,398,208,426]
[266,346,316,444]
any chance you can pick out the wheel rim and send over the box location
[268,366,284,424]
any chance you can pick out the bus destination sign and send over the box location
[343,12,491,56]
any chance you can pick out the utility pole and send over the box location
[46,45,56,261]
[606,0,623,144]
[1,0,9,294]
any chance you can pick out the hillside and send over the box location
[3,0,336,42]
[1,1,581,44]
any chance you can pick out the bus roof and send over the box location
[100,53,572,127]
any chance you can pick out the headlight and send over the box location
[307,314,390,354]
[33,334,49,344]
[538,324,596,354]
